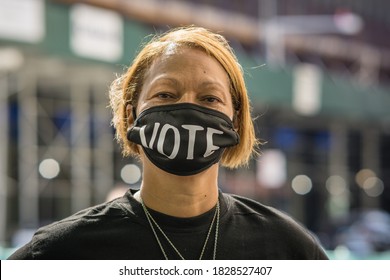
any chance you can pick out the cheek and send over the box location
[135,103,150,118]
[223,103,235,121]
[134,90,153,117]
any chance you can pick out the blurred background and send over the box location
[1,0,390,259]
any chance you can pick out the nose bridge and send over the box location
[179,91,197,104]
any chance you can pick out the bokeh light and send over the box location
[38,158,60,179]
[362,177,384,197]
[120,164,142,184]
[291,175,312,195]
[326,175,347,196]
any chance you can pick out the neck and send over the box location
[137,159,219,218]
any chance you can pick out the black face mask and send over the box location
[127,103,239,176]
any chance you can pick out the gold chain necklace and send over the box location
[141,199,220,260]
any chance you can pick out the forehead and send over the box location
[145,46,228,80]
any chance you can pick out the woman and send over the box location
[9,26,328,260]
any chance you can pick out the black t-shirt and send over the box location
[8,190,328,260]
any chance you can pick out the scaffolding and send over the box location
[0,55,116,245]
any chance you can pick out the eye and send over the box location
[202,95,221,104]
[156,92,175,99]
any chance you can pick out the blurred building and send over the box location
[0,0,389,255]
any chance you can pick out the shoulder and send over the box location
[36,193,131,234]
[221,193,328,259]
[222,192,312,234]
[222,192,294,220]
[10,190,142,259]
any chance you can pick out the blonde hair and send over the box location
[109,26,259,168]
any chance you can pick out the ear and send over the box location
[126,104,135,127]
[233,110,240,131]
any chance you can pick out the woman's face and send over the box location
[136,47,234,120]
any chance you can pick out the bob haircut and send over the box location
[109,26,259,168]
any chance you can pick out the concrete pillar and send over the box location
[18,69,39,228]
[0,73,9,245]
[361,127,380,208]
[70,74,91,213]
[92,83,114,203]
[328,123,350,220]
